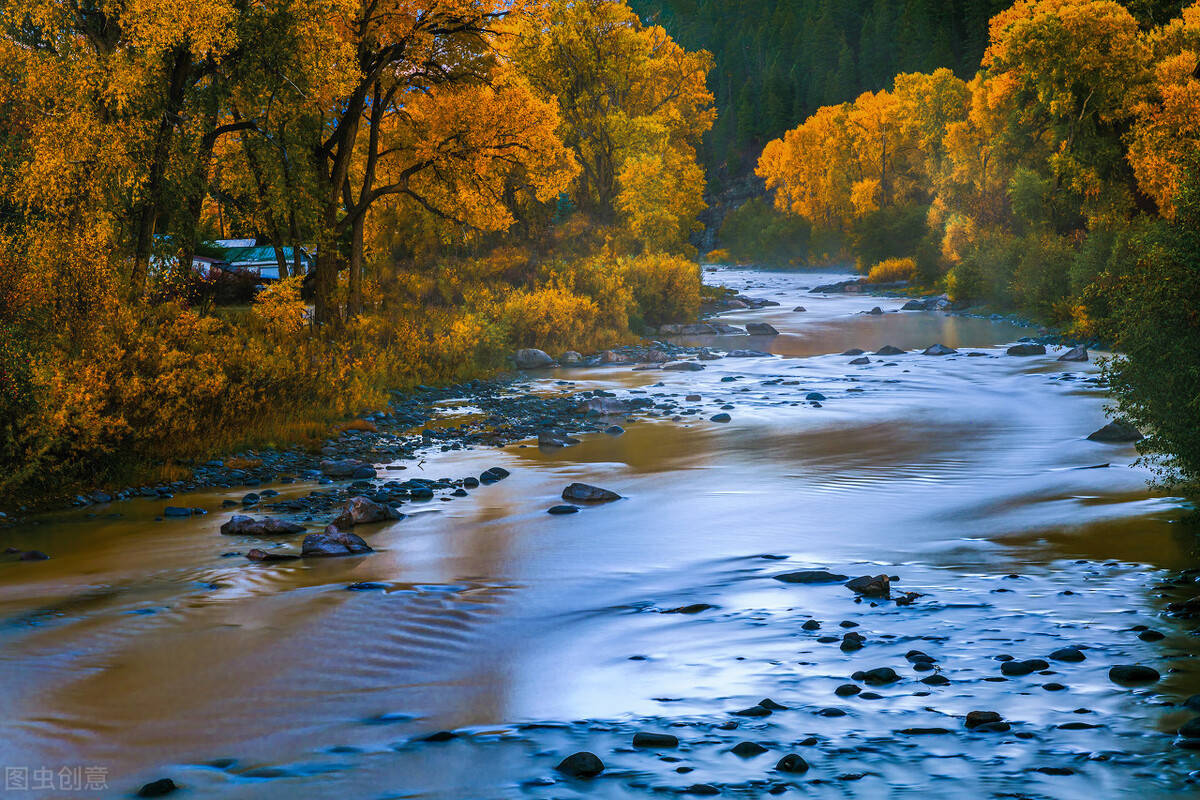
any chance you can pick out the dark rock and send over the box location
[845,574,890,598]
[664,361,705,371]
[220,514,306,536]
[538,431,581,447]
[874,345,906,355]
[841,632,866,652]
[633,732,679,748]
[922,344,957,356]
[514,348,556,369]
[605,425,625,435]
[561,483,621,503]
[725,349,772,358]
[346,582,387,591]
[747,322,780,336]
[1006,343,1046,356]
[793,306,807,312]
[849,356,871,365]
[801,619,821,630]
[548,505,579,515]
[1087,420,1143,443]
[301,526,373,557]
[920,674,951,686]
[806,392,826,401]
[710,413,732,422]
[245,548,300,562]
[842,349,865,355]
[899,727,951,735]
[480,466,510,484]
[1001,659,1048,677]
[555,751,604,778]
[775,754,809,773]
[1050,647,1086,662]
[867,306,884,315]
[965,711,1004,730]
[666,603,715,614]
[732,705,772,717]
[1109,664,1160,684]
[163,506,194,517]
[19,550,49,561]
[683,785,720,796]
[774,570,849,584]
[320,458,374,478]
[759,698,788,710]
[731,741,768,757]
[1179,718,1200,739]
[861,667,900,685]
[332,496,398,528]
[136,779,178,797]
[1058,346,1089,362]
[835,684,861,697]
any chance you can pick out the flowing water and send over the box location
[1,268,1197,799]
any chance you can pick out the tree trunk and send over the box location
[347,213,364,319]
[130,46,193,297]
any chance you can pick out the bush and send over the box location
[499,286,603,352]
[717,196,812,264]
[619,253,701,327]
[705,248,734,264]
[866,257,916,284]
[851,203,929,271]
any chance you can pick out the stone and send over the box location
[874,345,905,355]
[561,351,583,365]
[633,732,679,748]
[1006,343,1046,356]
[684,785,720,796]
[725,349,772,358]
[514,348,556,369]
[835,684,861,697]
[965,711,1004,730]
[732,705,772,717]
[320,459,374,478]
[845,574,890,598]
[301,525,373,557]
[1050,647,1086,662]
[19,550,49,561]
[1058,346,1089,362]
[663,361,705,371]
[561,483,621,503]
[774,570,849,584]
[1087,420,1143,443]
[775,754,809,773]
[793,306,807,312]
[710,413,732,422]
[332,496,398,528]
[538,431,581,447]
[747,322,780,336]
[923,344,957,356]
[1001,659,1048,677]
[1179,718,1200,739]
[731,741,768,757]
[245,548,300,562]
[867,306,884,315]
[220,514,306,536]
[163,506,194,517]
[555,752,604,778]
[604,425,625,435]
[479,466,510,484]
[849,356,871,365]
[548,505,579,515]
[1109,664,1160,684]
[861,667,900,685]
[136,779,178,798]
[842,348,865,355]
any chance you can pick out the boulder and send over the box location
[332,496,400,528]
[600,350,630,364]
[725,349,771,358]
[849,356,871,365]
[842,348,866,355]
[866,306,884,315]
[663,361,705,371]
[746,322,780,336]
[562,483,622,503]
[320,459,375,479]
[641,349,671,363]
[514,348,556,369]
[220,514,306,536]
[775,754,809,773]
[1000,658,1049,676]
[538,431,581,448]
[1006,343,1046,356]
[901,299,928,311]
[710,413,732,422]
[479,466,510,484]
[845,574,891,598]
[923,344,957,356]
[1087,420,1143,443]
[1109,664,1160,684]
[301,525,373,557]
[731,741,768,757]
[560,351,583,365]
[874,345,906,355]
[775,570,849,584]
[1057,346,1089,362]
[245,548,300,562]
[633,732,679,748]
[861,667,900,685]
[555,752,604,778]
[965,711,1005,730]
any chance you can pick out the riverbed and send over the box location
[1,268,1196,799]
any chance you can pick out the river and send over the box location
[1,268,1196,799]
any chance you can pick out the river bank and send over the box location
[1,267,1196,799]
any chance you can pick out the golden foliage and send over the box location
[867,258,918,284]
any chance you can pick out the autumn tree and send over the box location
[509,0,714,253]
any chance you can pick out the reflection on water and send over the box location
[0,268,1196,798]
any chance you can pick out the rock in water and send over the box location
[301,525,373,557]
[775,754,809,773]
[333,496,399,528]
[774,570,849,584]
[849,356,871,365]
[793,306,807,312]
[479,466,510,484]
[746,322,780,336]
[1058,346,1089,362]
[514,348,556,369]
[136,779,178,797]
[923,343,957,356]
[548,505,579,515]
[875,345,906,355]
[561,350,583,365]
[731,741,768,757]
[965,711,1005,730]
[842,348,865,355]
[861,667,901,685]
[1050,647,1086,662]
[633,732,679,748]
[1087,420,1143,443]
[1109,664,1160,684]
[538,431,581,447]
[663,361,705,371]
[710,413,732,422]
[19,550,49,561]
[245,548,300,562]
[1006,343,1046,356]
[320,458,375,478]
[1000,658,1048,676]
[561,483,621,503]
[220,514,306,536]
[845,574,891,598]
[555,751,604,778]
